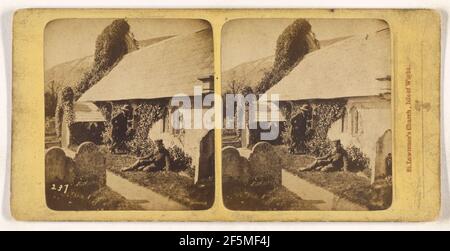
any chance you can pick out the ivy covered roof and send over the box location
[78,28,213,102]
[264,29,391,101]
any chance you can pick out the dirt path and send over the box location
[282,169,368,211]
[106,171,187,210]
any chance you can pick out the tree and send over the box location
[255,19,319,94]
[225,80,243,95]
[55,87,75,137]
[45,80,59,118]
[93,19,131,71]
[74,19,136,98]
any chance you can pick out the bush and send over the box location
[346,145,370,172]
[168,145,193,171]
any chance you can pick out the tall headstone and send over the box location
[373,129,392,183]
[196,129,215,183]
[45,147,68,184]
[74,142,106,187]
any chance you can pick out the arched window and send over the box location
[350,106,359,135]
[341,108,347,133]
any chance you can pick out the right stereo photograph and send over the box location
[221,18,392,211]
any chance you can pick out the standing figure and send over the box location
[110,105,131,153]
[289,104,310,154]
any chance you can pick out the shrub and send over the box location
[168,145,193,171]
[346,145,370,172]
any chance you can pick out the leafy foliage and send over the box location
[168,145,193,171]
[305,100,346,156]
[54,87,75,137]
[126,102,167,156]
[225,79,254,96]
[345,145,370,172]
[255,19,319,94]
[280,100,346,156]
[98,101,168,157]
[45,80,59,118]
[74,19,136,98]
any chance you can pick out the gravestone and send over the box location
[45,147,67,184]
[248,142,282,187]
[74,142,106,187]
[222,146,250,184]
[196,129,215,183]
[45,147,76,184]
[373,129,392,183]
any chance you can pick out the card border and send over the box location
[11,8,441,221]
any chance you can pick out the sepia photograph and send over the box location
[221,18,392,211]
[44,18,215,211]
[6,4,444,228]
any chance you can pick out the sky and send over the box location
[222,19,388,70]
[44,19,209,70]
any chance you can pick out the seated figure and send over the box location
[121,139,171,172]
[301,140,347,172]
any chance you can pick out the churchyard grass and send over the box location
[106,152,214,210]
[275,146,373,207]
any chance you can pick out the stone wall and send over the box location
[328,96,392,183]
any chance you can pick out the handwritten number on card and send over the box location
[50,184,69,194]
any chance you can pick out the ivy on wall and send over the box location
[98,100,167,156]
[127,102,168,156]
[279,99,371,173]
[55,87,75,137]
[280,99,347,157]
[98,100,193,171]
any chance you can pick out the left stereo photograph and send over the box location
[44,18,215,211]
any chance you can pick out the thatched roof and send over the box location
[78,28,213,102]
[45,35,174,94]
[221,36,351,94]
[264,29,391,101]
[73,102,105,122]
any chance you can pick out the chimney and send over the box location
[198,75,214,94]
